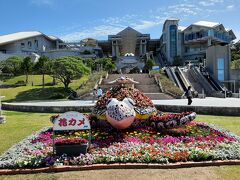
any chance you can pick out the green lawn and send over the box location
[0,113,239,179]
[0,75,89,102]
[0,111,53,154]
[3,75,54,86]
[196,115,240,136]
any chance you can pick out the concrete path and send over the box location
[3,97,240,108]
[153,97,240,107]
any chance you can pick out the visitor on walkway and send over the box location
[92,88,97,102]
[185,86,193,105]
[97,87,103,98]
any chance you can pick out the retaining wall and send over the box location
[2,103,240,116]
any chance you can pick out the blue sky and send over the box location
[0,0,239,41]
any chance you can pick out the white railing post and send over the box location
[202,88,205,98]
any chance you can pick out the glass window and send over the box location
[28,41,32,48]
[217,58,224,81]
[169,25,177,58]
[34,40,38,48]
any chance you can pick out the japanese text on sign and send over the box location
[53,112,90,131]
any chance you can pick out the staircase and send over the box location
[101,74,173,100]
[182,67,216,96]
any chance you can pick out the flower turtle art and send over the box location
[91,76,196,129]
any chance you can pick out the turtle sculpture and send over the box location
[91,76,196,129]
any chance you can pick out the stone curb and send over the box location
[0,160,240,175]
[3,103,240,116]
[2,104,93,113]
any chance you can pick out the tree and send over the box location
[231,59,240,69]
[34,56,50,88]
[143,59,155,72]
[104,61,116,72]
[83,58,95,71]
[81,50,92,55]
[95,58,115,71]
[52,57,90,89]
[21,57,33,84]
[3,56,23,75]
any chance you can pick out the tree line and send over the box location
[231,41,240,69]
[0,56,116,88]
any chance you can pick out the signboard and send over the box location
[152,66,160,70]
[53,111,91,131]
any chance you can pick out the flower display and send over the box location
[95,86,154,109]
[1,121,240,169]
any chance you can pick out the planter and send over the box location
[55,143,88,156]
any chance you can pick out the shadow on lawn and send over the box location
[10,87,72,102]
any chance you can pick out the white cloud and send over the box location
[167,4,202,16]
[30,0,55,6]
[58,0,229,41]
[199,0,224,6]
[60,25,123,42]
[234,30,240,42]
[132,20,160,30]
[60,13,164,41]
[227,5,234,10]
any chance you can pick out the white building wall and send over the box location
[0,35,56,55]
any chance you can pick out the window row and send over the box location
[21,40,38,49]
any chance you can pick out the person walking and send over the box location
[92,88,97,103]
[97,87,103,98]
[185,86,193,105]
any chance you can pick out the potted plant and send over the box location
[54,137,89,156]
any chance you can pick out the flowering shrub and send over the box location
[150,112,192,122]
[94,86,154,111]
[0,122,240,168]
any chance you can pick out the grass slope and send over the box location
[3,75,53,86]
[1,75,89,102]
[151,70,183,96]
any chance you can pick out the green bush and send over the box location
[49,92,66,99]
[152,70,183,96]
[76,71,106,97]
[15,80,26,85]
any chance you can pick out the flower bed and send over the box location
[0,122,240,169]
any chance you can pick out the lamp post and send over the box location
[0,95,6,124]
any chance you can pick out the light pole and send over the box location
[0,95,6,124]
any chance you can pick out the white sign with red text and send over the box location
[53,111,91,131]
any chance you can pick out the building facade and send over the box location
[0,31,62,60]
[98,27,159,58]
[160,19,236,64]
[0,20,236,69]
[206,45,231,81]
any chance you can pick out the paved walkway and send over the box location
[153,97,240,107]
[3,97,240,107]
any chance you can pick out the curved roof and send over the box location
[0,31,61,46]
[178,26,186,31]
[192,21,220,28]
